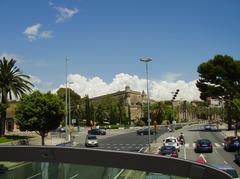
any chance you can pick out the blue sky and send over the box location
[1,0,240,100]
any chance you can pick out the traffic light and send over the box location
[172,89,180,102]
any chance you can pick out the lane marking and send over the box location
[139,147,145,153]
[185,143,189,148]
[214,149,218,153]
[214,143,220,147]
[26,173,41,179]
[199,153,207,163]
[192,143,196,148]
[70,173,79,179]
[224,161,228,164]
[184,145,187,160]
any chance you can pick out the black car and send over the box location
[137,128,156,135]
[195,139,213,153]
[224,136,240,152]
[159,146,178,158]
[88,128,106,135]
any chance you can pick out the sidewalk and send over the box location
[219,123,239,137]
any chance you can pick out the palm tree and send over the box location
[0,57,33,136]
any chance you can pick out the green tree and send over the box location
[0,57,33,136]
[15,91,65,145]
[85,95,91,126]
[196,55,240,129]
[95,104,105,125]
[109,105,118,124]
[117,97,126,124]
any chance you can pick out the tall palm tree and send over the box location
[0,57,33,136]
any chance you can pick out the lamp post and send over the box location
[140,57,152,149]
[65,57,68,141]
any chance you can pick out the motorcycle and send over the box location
[178,137,185,145]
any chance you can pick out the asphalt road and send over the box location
[81,126,169,152]
[175,124,240,176]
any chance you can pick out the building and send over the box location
[90,86,154,123]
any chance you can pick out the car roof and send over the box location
[165,137,177,139]
[196,139,211,142]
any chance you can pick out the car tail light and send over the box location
[171,152,177,157]
[209,143,212,147]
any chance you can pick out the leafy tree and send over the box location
[95,104,105,125]
[15,91,65,145]
[109,105,118,124]
[117,97,126,124]
[196,55,240,129]
[0,57,33,136]
[85,95,92,126]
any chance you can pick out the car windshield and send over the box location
[166,139,176,143]
[88,136,97,140]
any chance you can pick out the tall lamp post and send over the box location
[140,57,152,149]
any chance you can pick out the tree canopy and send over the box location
[15,91,65,145]
[0,57,33,136]
[196,55,240,129]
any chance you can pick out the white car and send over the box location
[163,137,180,152]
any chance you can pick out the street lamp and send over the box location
[65,57,71,141]
[140,57,152,149]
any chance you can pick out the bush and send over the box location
[135,120,145,126]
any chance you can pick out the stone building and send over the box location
[90,86,154,123]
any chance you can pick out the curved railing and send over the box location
[0,146,232,179]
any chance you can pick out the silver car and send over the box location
[85,135,98,147]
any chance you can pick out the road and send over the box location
[1,124,237,178]
[167,124,240,176]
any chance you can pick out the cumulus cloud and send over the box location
[54,73,200,101]
[23,24,53,41]
[29,75,41,85]
[162,72,182,82]
[54,7,79,23]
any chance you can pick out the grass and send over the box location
[0,135,31,143]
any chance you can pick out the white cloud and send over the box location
[29,75,41,85]
[39,31,53,39]
[0,53,23,63]
[162,72,182,82]
[54,73,201,101]
[23,24,53,41]
[55,7,79,23]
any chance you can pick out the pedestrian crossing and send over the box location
[180,142,225,149]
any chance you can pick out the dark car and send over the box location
[224,136,240,152]
[137,128,156,135]
[88,128,106,135]
[195,139,212,153]
[159,146,178,158]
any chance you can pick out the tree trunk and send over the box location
[0,110,6,136]
[41,134,45,146]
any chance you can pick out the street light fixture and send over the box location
[140,57,152,149]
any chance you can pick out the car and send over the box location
[224,136,240,152]
[56,127,66,133]
[85,135,98,147]
[137,127,156,135]
[163,137,180,152]
[158,146,178,158]
[210,164,239,179]
[195,139,213,153]
[204,124,212,131]
[88,128,106,135]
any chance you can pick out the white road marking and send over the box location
[222,143,225,146]
[214,143,220,147]
[26,172,41,179]
[223,161,228,164]
[192,143,196,148]
[185,143,189,148]
[215,149,218,153]
[199,154,207,163]
[139,147,144,153]
[70,173,79,179]
[184,146,187,160]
